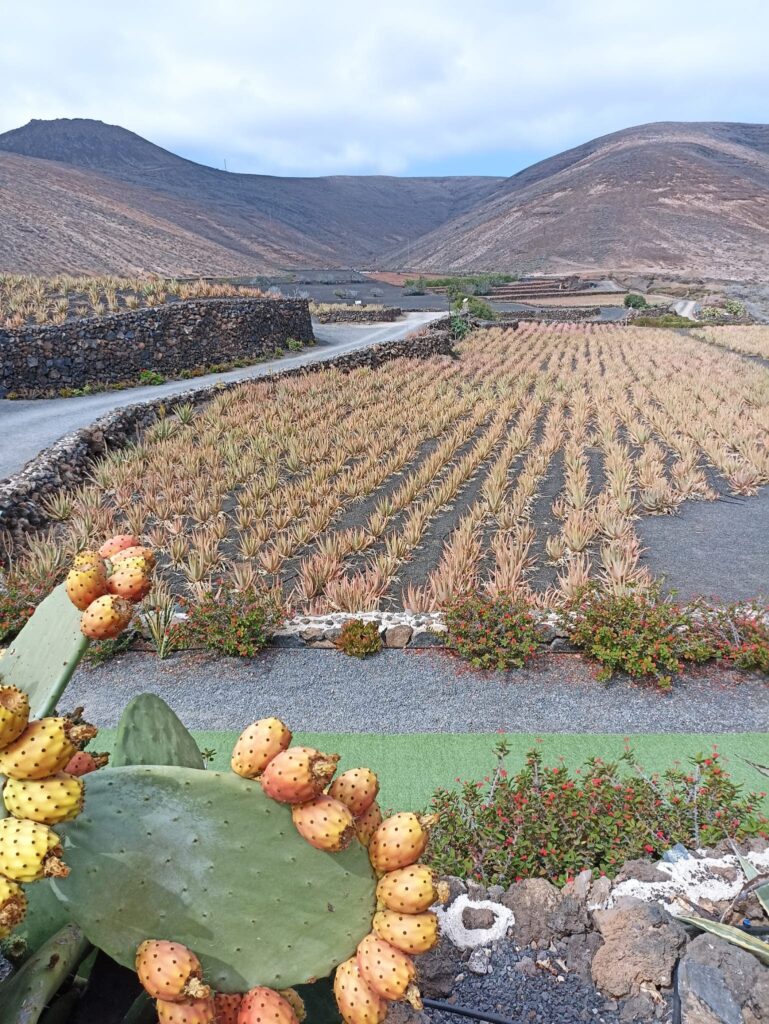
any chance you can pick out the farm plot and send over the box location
[25,323,769,612]
[692,324,769,361]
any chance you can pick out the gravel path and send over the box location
[65,648,768,732]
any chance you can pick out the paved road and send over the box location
[0,312,443,481]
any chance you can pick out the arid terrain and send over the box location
[1,118,768,280]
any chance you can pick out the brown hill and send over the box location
[0,118,501,275]
[386,122,769,280]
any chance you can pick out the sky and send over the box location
[1,0,767,178]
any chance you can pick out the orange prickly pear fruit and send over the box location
[72,549,106,573]
[354,801,382,847]
[356,933,421,1007]
[64,749,109,775]
[65,564,109,611]
[99,533,140,559]
[238,986,300,1024]
[0,686,30,750]
[328,768,379,817]
[0,818,69,882]
[260,746,339,804]
[136,939,211,1002]
[368,813,436,874]
[291,794,356,852]
[0,878,27,939]
[0,717,81,780]
[3,771,84,825]
[111,544,156,568]
[156,996,217,1023]
[376,865,450,914]
[231,718,292,778]
[106,557,152,602]
[333,957,388,1024]
[213,993,243,1024]
[372,910,439,955]
[80,594,133,639]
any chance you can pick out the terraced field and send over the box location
[27,323,769,612]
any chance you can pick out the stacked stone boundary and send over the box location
[0,321,454,549]
[0,298,313,398]
[310,306,400,323]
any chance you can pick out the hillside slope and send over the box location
[387,122,769,279]
[0,118,502,274]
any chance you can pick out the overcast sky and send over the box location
[2,0,767,177]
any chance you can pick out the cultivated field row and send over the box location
[692,324,769,361]
[18,323,769,612]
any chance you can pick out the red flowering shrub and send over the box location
[174,588,284,657]
[426,741,768,887]
[692,601,769,674]
[0,579,49,644]
[333,619,382,658]
[444,595,540,670]
[567,585,713,688]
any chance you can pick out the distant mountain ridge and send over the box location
[1,118,767,279]
[385,121,769,280]
[0,118,502,275]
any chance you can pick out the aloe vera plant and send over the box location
[674,913,769,965]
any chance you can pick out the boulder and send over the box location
[384,624,413,648]
[561,931,604,981]
[501,878,562,945]
[461,906,497,931]
[613,859,669,884]
[415,935,467,998]
[591,897,688,998]
[678,933,769,1023]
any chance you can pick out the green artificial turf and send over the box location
[93,730,769,812]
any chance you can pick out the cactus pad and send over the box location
[52,765,377,991]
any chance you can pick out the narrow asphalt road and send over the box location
[0,312,443,480]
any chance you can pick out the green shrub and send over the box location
[450,315,471,339]
[427,742,769,887]
[0,580,45,644]
[723,298,746,316]
[444,594,540,670]
[174,588,284,658]
[333,619,382,658]
[464,296,497,319]
[286,337,304,352]
[138,369,166,385]
[83,630,136,666]
[692,601,769,674]
[624,293,647,308]
[567,585,713,688]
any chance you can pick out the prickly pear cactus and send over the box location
[51,765,377,991]
[0,584,87,719]
[110,694,204,769]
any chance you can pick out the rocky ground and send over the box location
[398,842,769,1024]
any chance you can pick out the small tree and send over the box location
[624,293,647,309]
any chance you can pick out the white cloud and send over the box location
[0,0,767,174]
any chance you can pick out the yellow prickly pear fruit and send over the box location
[99,533,140,559]
[72,549,106,573]
[376,865,449,914]
[238,986,300,1024]
[111,544,156,569]
[291,795,355,852]
[372,910,439,955]
[156,996,217,1023]
[213,992,243,1024]
[356,933,421,1007]
[354,801,382,848]
[136,939,211,1002]
[80,594,133,639]
[0,817,69,882]
[106,557,152,602]
[230,718,292,778]
[0,717,79,780]
[260,746,339,805]
[0,877,27,938]
[4,772,84,825]
[368,813,435,874]
[65,564,109,611]
[0,686,30,750]
[328,768,379,817]
[277,989,306,1022]
[333,957,389,1024]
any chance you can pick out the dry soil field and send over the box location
[23,323,769,613]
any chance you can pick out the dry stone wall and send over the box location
[0,298,313,398]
